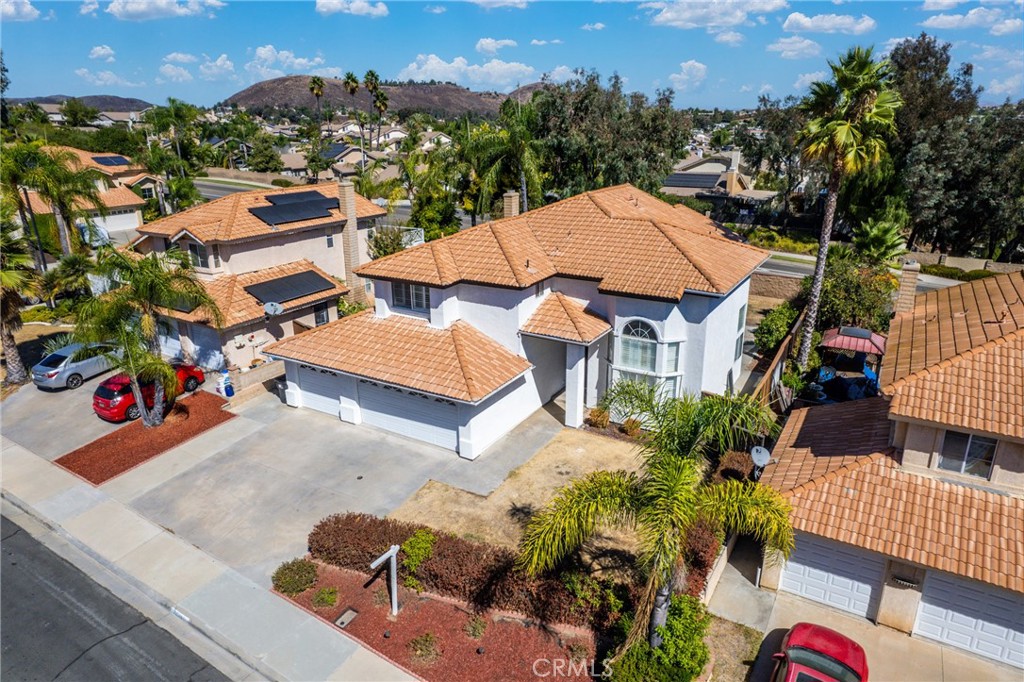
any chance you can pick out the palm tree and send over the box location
[342,71,360,100]
[1,208,40,385]
[42,253,94,301]
[363,70,381,147]
[308,75,325,128]
[1,141,49,269]
[75,246,222,426]
[853,217,905,265]
[30,147,106,257]
[472,102,543,214]
[794,47,902,367]
[517,381,792,652]
[372,89,389,150]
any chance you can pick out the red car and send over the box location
[92,363,205,422]
[771,622,869,682]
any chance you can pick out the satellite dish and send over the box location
[750,445,771,468]
[264,301,284,316]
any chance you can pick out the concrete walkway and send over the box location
[1,435,416,682]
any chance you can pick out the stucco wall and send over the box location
[877,560,926,634]
[461,375,540,458]
[221,227,347,278]
[522,335,566,402]
[95,209,143,233]
[698,277,750,394]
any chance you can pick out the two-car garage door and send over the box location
[780,533,885,619]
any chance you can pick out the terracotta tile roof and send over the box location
[521,292,611,344]
[25,186,145,214]
[889,329,1024,440]
[46,145,145,175]
[356,184,768,300]
[137,182,385,244]
[880,272,1024,438]
[766,400,1024,593]
[161,260,347,330]
[263,311,532,403]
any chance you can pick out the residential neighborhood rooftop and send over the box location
[25,185,146,214]
[520,292,611,345]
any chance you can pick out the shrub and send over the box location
[464,615,487,639]
[338,298,367,318]
[678,196,713,215]
[271,178,294,187]
[918,263,996,281]
[609,642,674,682]
[312,587,338,607]
[752,302,799,356]
[962,269,997,281]
[682,520,721,599]
[401,529,437,575]
[800,260,896,333]
[587,407,610,429]
[651,595,711,682]
[746,227,818,255]
[372,588,390,607]
[21,306,56,323]
[409,632,441,663]
[621,418,642,438]
[565,639,589,663]
[272,558,317,595]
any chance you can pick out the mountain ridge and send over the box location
[7,94,153,111]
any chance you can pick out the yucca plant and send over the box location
[853,218,906,265]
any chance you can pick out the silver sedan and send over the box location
[31,343,116,390]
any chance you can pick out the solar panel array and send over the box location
[662,173,720,189]
[839,326,872,339]
[243,270,335,304]
[249,191,340,226]
[92,155,132,167]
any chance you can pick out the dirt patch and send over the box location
[390,429,640,554]
[287,564,595,681]
[707,616,763,682]
[1,324,75,395]
[55,391,234,485]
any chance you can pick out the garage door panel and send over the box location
[359,381,458,451]
[780,533,884,619]
[298,366,341,416]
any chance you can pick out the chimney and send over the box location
[503,191,520,219]
[895,261,920,314]
[338,178,366,304]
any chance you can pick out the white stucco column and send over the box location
[585,341,601,407]
[565,343,586,428]
[457,407,481,461]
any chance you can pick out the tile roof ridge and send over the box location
[489,220,530,287]
[782,449,890,498]
[553,292,587,341]
[650,219,717,292]
[448,322,477,399]
[883,327,1024,395]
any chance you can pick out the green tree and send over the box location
[343,71,359,100]
[794,47,901,368]
[247,134,284,173]
[518,384,791,651]
[298,120,331,181]
[853,217,905,265]
[308,75,325,127]
[26,145,106,256]
[1,207,40,385]
[372,89,389,149]
[709,127,732,149]
[367,226,407,260]
[41,253,94,301]
[363,70,381,147]
[76,247,221,426]
[167,177,202,211]
[145,98,199,176]
[352,157,399,204]
[800,258,897,332]
[0,50,9,128]
[60,98,99,127]
[472,99,542,214]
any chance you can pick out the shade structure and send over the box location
[820,326,887,356]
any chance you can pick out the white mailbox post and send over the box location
[370,544,400,616]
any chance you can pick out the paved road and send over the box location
[194,179,262,201]
[0,515,228,682]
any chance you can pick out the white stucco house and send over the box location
[264,185,768,459]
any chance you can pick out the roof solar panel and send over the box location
[244,271,335,304]
[249,203,332,225]
[839,326,872,339]
[91,155,131,166]
[266,190,331,205]
[663,173,720,189]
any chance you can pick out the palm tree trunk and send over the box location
[796,157,843,368]
[52,205,73,257]
[149,381,167,427]
[16,203,45,272]
[648,581,671,648]
[1,321,29,384]
[520,170,528,213]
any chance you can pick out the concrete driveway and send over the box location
[2,373,121,461]
[102,392,562,587]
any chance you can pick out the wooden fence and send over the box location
[750,309,806,411]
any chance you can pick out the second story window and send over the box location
[141,186,155,199]
[187,242,208,269]
[619,320,657,373]
[393,283,430,313]
[326,227,334,248]
[314,302,329,326]
[938,430,996,479]
[211,244,221,268]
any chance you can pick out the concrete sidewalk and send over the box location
[0,435,416,682]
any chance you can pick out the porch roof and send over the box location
[520,292,611,345]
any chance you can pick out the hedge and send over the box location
[308,513,633,629]
[920,263,998,282]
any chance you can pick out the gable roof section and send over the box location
[765,399,1024,593]
[161,260,347,330]
[521,292,611,344]
[25,185,145,214]
[137,182,385,244]
[263,312,532,403]
[356,185,768,301]
[47,145,145,175]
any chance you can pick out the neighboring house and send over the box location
[134,180,386,369]
[94,109,148,130]
[419,129,452,152]
[264,185,767,459]
[758,270,1024,670]
[661,150,776,208]
[375,126,409,149]
[38,103,65,125]
[337,119,362,137]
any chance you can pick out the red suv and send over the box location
[92,363,205,422]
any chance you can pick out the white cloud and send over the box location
[760,83,774,94]
[881,36,913,54]
[530,38,562,46]
[164,52,198,63]
[546,65,575,82]
[89,45,116,62]
[990,17,1023,35]
[714,30,744,46]
[476,38,517,55]
[397,54,534,89]
[199,53,235,80]
[581,22,605,31]
[642,0,788,30]
[468,0,531,8]
[989,74,1022,96]
[2,0,40,21]
[793,71,825,89]
[783,12,877,34]
[921,0,965,10]
[921,6,1004,29]
[423,4,445,12]
[669,59,707,91]
[767,36,822,59]
[244,45,334,81]
[315,0,388,18]
[105,0,225,21]
[158,63,193,82]
[74,68,144,87]
[80,0,98,15]
[974,45,1024,67]
[739,84,753,92]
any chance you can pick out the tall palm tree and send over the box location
[363,70,381,147]
[517,382,792,652]
[342,71,360,101]
[795,47,902,367]
[1,208,40,385]
[76,246,222,426]
[472,102,543,214]
[24,146,105,257]
[1,141,50,269]
[372,89,389,150]
[308,75,325,129]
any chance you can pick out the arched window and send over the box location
[620,320,658,372]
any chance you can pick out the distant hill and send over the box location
[8,94,153,111]
[224,76,542,118]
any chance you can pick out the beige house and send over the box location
[758,271,1024,670]
[134,180,386,369]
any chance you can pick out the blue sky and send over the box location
[2,0,1021,109]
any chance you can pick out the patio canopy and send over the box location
[820,326,887,356]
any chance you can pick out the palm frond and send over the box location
[696,480,795,558]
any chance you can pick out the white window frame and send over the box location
[393,282,430,313]
[937,430,997,479]
[618,320,658,374]
[210,244,221,269]
[187,242,208,269]
[313,302,330,327]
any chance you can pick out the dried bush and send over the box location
[464,615,487,639]
[409,632,441,663]
[272,558,317,595]
[587,407,610,429]
[621,418,642,438]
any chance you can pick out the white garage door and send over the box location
[159,321,181,359]
[297,365,342,416]
[187,324,224,370]
[914,572,1024,668]
[359,381,459,451]
[780,533,885,619]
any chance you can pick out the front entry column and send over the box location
[585,340,601,407]
[565,343,586,428]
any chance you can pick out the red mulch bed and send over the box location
[56,391,234,485]
[287,564,596,681]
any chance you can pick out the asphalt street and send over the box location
[0,515,228,682]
